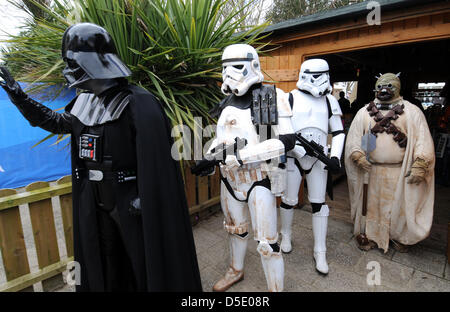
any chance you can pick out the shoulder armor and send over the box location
[209,95,232,119]
[326,94,342,117]
[276,88,293,118]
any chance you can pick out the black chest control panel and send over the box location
[79,134,102,162]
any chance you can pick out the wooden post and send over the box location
[209,170,221,198]
[57,176,73,258]
[197,175,209,204]
[25,182,61,291]
[0,189,30,282]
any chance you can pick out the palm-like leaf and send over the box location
[2,0,270,132]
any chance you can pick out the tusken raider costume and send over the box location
[345,73,435,253]
[0,23,202,292]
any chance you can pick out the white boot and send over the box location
[312,205,329,275]
[258,242,284,292]
[213,233,248,291]
[280,207,294,253]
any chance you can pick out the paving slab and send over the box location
[311,262,371,292]
[445,262,450,280]
[406,270,450,292]
[284,274,320,292]
[193,226,224,251]
[283,245,320,285]
[327,241,365,270]
[199,265,223,292]
[392,244,447,278]
[292,208,313,230]
[354,253,414,290]
[26,205,450,292]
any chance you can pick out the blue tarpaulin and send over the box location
[0,84,75,189]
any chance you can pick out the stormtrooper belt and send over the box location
[74,168,136,183]
[219,171,271,203]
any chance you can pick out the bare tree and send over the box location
[219,0,271,30]
[266,0,365,24]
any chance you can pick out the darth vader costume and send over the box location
[0,23,202,292]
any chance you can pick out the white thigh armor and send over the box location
[282,157,302,206]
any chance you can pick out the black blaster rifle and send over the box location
[295,133,341,174]
[191,137,247,176]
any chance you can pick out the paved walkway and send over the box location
[194,206,450,292]
[52,204,450,292]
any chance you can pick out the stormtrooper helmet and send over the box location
[221,44,264,96]
[296,59,332,97]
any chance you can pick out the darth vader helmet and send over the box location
[62,23,131,89]
[221,44,264,96]
[296,59,332,97]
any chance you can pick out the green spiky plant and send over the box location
[2,0,270,151]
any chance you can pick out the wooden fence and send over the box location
[0,167,222,292]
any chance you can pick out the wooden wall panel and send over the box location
[57,176,73,258]
[209,170,221,198]
[0,189,30,281]
[25,182,60,269]
[197,175,209,204]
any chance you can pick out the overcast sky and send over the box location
[0,0,28,57]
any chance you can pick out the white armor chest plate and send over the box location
[216,106,259,146]
[291,90,329,135]
[216,106,267,195]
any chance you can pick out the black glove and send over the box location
[0,66,26,102]
[325,156,342,174]
[193,159,215,177]
[0,66,72,134]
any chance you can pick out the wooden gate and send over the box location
[0,168,221,292]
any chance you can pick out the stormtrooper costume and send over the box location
[280,59,345,275]
[204,44,296,292]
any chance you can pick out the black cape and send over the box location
[68,84,202,291]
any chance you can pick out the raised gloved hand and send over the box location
[0,66,72,134]
[351,151,372,172]
[407,157,428,185]
[0,66,26,102]
[193,159,216,177]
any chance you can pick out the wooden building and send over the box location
[259,0,450,258]
[260,0,450,100]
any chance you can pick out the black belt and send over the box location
[219,172,271,203]
[74,168,137,183]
